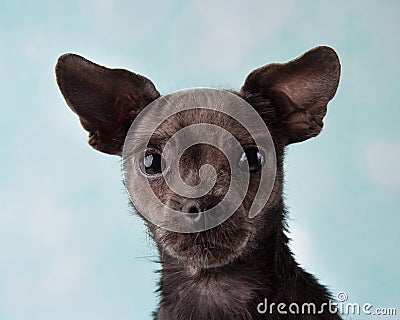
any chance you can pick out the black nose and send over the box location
[182,201,203,222]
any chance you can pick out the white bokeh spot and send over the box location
[192,0,295,69]
[365,141,400,187]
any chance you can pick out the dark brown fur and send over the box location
[55,46,341,319]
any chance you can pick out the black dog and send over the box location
[56,46,341,320]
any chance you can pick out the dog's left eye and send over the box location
[141,152,162,175]
[239,148,264,172]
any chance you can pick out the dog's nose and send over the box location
[182,201,203,222]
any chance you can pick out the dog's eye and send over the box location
[141,152,162,175]
[239,148,264,172]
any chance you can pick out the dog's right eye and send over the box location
[141,152,162,175]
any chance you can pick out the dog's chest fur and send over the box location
[156,265,269,320]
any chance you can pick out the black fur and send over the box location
[55,46,342,319]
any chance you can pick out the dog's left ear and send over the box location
[241,46,340,144]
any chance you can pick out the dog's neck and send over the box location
[153,207,340,320]
[154,207,291,320]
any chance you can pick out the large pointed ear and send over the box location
[241,46,340,144]
[55,54,160,155]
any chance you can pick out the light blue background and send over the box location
[1,1,399,319]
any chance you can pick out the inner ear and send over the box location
[55,54,160,155]
[241,46,341,144]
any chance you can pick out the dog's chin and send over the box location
[156,223,252,269]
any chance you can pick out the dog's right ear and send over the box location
[55,54,160,155]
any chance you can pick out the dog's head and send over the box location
[56,46,340,268]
